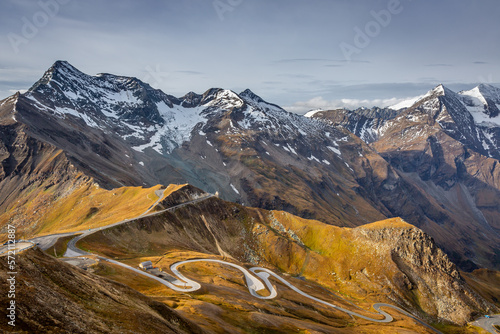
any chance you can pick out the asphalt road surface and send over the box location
[57,251,442,333]
[31,232,76,251]
[24,191,443,333]
[28,188,168,252]
[63,194,214,257]
[171,259,443,333]
[27,190,212,256]
[0,241,35,255]
[473,315,500,334]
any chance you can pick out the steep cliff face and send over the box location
[353,220,494,325]
[254,214,497,326]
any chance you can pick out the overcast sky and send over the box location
[0,0,498,113]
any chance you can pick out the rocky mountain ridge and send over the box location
[1,61,500,271]
[310,84,500,160]
[309,84,500,270]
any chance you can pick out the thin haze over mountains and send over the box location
[0,0,499,111]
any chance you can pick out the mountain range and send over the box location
[1,61,499,332]
[2,61,499,270]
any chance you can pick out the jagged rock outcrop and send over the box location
[311,85,500,270]
[353,220,497,324]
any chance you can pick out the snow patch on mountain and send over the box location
[389,93,430,110]
[304,109,323,117]
[230,183,239,194]
[307,155,320,163]
[327,146,341,155]
[132,103,208,153]
[467,108,500,128]
[459,85,500,127]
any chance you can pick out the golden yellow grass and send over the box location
[92,248,442,334]
[34,183,186,236]
[263,212,406,301]
[92,260,174,297]
[78,207,468,333]
[34,185,160,234]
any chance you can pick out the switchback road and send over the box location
[26,190,443,333]
[0,241,35,256]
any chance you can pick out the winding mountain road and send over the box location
[29,190,443,333]
[32,189,168,252]
[0,241,36,256]
[94,256,442,333]
[171,260,442,333]
[27,190,213,255]
[63,193,214,257]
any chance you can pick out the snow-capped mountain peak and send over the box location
[460,84,500,109]
[459,84,500,123]
[30,60,85,92]
[433,84,446,96]
[18,61,333,156]
[238,88,285,115]
[426,84,458,99]
[205,88,244,108]
[389,85,450,111]
[239,88,268,104]
[239,88,259,99]
[476,83,500,101]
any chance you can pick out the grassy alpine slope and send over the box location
[0,182,187,241]
[77,193,496,332]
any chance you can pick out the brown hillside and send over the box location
[0,248,204,334]
[79,196,496,327]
